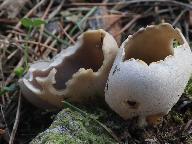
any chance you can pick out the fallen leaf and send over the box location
[0,129,5,135]
[88,7,122,45]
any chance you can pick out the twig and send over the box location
[34,0,54,55]
[72,31,81,41]
[114,15,141,37]
[0,49,5,104]
[183,20,189,42]
[43,29,70,46]
[0,19,18,24]
[172,10,187,26]
[88,14,124,20]
[59,23,75,44]
[69,6,97,35]
[40,0,67,55]
[0,105,10,138]
[6,30,27,37]
[11,43,39,58]
[43,30,57,46]
[7,49,19,60]
[183,119,192,132]
[6,26,25,34]
[3,0,47,67]
[168,6,176,20]
[16,40,58,52]
[41,29,57,55]
[42,34,61,58]
[5,58,24,85]
[7,0,47,39]
[64,0,192,10]
[9,92,22,144]
[48,0,65,21]
[67,7,92,12]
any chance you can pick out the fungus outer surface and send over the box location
[20,29,118,109]
[105,23,192,125]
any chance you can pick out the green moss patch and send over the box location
[31,108,117,144]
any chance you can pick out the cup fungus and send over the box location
[105,23,192,126]
[19,29,118,109]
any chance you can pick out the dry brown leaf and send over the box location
[103,14,122,45]
[0,129,5,135]
[89,7,122,45]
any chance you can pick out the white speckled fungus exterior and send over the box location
[105,23,192,125]
[19,29,118,109]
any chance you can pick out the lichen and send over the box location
[30,108,117,144]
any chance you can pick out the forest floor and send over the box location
[0,0,191,143]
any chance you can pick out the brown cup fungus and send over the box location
[19,29,118,109]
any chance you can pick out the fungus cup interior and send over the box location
[123,24,184,65]
[54,32,104,89]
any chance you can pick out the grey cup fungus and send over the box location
[19,29,118,109]
[105,23,192,126]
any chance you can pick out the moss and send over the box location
[185,77,192,96]
[184,110,192,120]
[30,108,117,144]
[171,113,184,124]
[170,109,192,125]
[166,111,184,125]
[30,76,192,144]
[173,39,180,48]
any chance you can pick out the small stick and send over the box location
[168,6,175,20]
[6,30,27,37]
[114,15,141,37]
[172,10,187,26]
[43,30,57,47]
[7,49,19,60]
[7,0,47,39]
[183,119,192,132]
[42,34,61,58]
[40,30,57,56]
[2,0,47,69]
[43,29,70,45]
[72,31,81,41]
[9,92,22,144]
[0,19,18,24]
[88,14,124,20]
[39,0,66,55]
[41,24,71,56]
[5,58,24,85]
[0,105,10,138]
[16,40,57,52]
[63,0,192,10]
[0,57,5,105]
[183,20,189,42]
[48,0,65,21]
[69,6,97,36]
[49,35,61,48]
[59,23,75,44]
[11,43,39,58]
[34,0,54,55]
